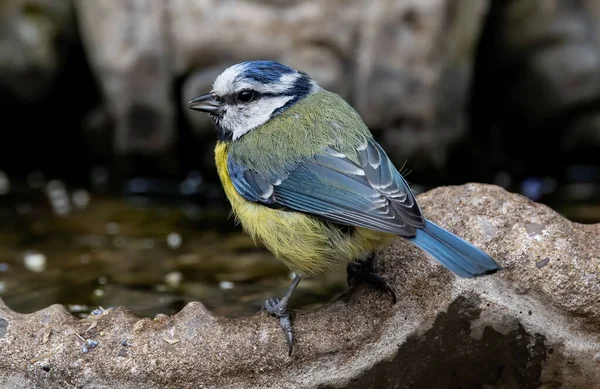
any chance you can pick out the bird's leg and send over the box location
[346,253,397,303]
[263,274,304,355]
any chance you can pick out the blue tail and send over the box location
[408,219,501,278]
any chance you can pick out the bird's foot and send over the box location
[346,256,397,304]
[263,298,294,355]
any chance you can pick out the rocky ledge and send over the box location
[0,184,598,389]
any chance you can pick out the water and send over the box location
[0,172,597,320]
[0,183,347,319]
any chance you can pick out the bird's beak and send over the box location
[188,93,220,113]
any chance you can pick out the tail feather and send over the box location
[408,219,501,278]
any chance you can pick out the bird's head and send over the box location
[188,60,320,141]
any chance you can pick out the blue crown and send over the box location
[237,60,296,84]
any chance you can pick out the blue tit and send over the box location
[188,60,501,355]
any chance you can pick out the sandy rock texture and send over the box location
[0,183,598,388]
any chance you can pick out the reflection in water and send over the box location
[0,179,347,319]
[0,168,598,320]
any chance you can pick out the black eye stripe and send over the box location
[222,90,296,105]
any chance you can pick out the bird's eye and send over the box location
[237,90,255,103]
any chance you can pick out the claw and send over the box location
[347,254,397,304]
[279,315,294,356]
[262,274,304,355]
[263,298,294,354]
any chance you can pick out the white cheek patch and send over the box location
[210,62,320,139]
[220,95,294,140]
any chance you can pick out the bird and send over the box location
[187,60,501,355]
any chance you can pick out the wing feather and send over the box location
[227,137,424,236]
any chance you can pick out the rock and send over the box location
[499,0,600,126]
[0,183,598,388]
[74,0,490,177]
[0,0,74,102]
[466,0,600,182]
[73,0,178,178]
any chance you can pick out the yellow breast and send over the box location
[214,142,392,275]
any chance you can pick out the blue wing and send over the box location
[228,137,502,278]
[228,137,424,237]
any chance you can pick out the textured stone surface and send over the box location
[74,0,490,174]
[0,184,598,388]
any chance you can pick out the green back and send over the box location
[228,90,373,172]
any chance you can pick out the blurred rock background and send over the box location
[0,0,599,320]
[1,0,599,210]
